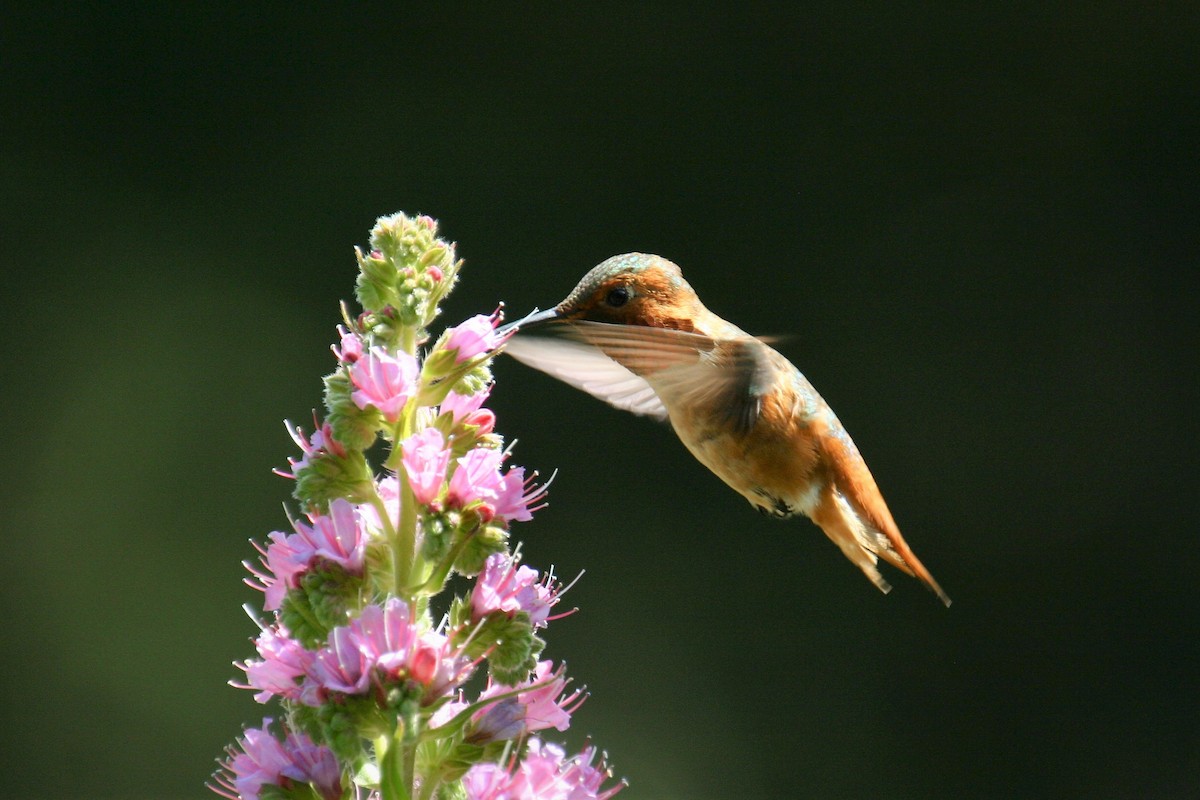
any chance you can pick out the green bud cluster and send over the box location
[323,371,382,453]
[355,212,461,344]
[449,597,547,686]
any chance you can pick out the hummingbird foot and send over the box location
[750,489,795,518]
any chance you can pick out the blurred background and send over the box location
[2,4,1197,798]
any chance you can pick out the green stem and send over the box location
[399,325,418,357]
[416,522,478,597]
[379,731,412,800]
[394,474,418,599]
[417,774,440,800]
[403,739,418,800]
[369,492,397,542]
[380,400,421,598]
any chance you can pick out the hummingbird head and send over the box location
[511,253,704,333]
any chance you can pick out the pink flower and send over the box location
[493,465,550,523]
[306,626,372,698]
[448,449,549,523]
[518,660,583,733]
[446,448,506,517]
[255,498,367,611]
[461,763,510,800]
[350,346,419,421]
[301,500,367,570]
[428,694,469,731]
[471,661,583,743]
[400,427,450,506]
[359,476,401,533]
[331,324,363,363]
[350,597,472,690]
[441,386,496,434]
[471,553,560,627]
[236,626,314,704]
[277,416,347,479]
[210,719,341,800]
[352,598,474,694]
[350,598,420,677]
[304,599,474,702]
[443,311,508,363]
[462,737,625,800]
[441,387,488,419]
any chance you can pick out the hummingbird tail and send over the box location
[810,487,895,596]
[874,529,952,607]
[811,484,951,606]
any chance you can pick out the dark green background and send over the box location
[3,5,1196,798]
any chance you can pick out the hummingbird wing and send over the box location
[507,321,770,435]
[502,329,670,419]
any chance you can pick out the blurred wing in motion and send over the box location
[503,321,773,434]
[503,326,669,419]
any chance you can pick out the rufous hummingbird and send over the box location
[499,253,950,606]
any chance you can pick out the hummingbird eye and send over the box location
[605,285,630,308]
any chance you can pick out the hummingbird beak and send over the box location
[496,306,563,335]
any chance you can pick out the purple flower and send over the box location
[462,737,624,800]
[236,625,313,704]
[281,732,341,800]
[471,552,560,627]
[212,720,290,800]
[472,660,583,743]
[443,311,508,363]
[304,599,474,702]
[400,427,450,506]
[467,697,527,743]
[350,346,419,421]
[255,498,368,611]
[306,625,372,698]
[210,719,341,800]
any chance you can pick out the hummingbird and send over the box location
[498,253,950,606]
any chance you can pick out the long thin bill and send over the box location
[497,307,562,335]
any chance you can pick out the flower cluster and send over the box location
[463,739,625,800]
[212,213,624,800]
[212,719,340,800]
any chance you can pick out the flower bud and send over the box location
[323,371,382,451]
[354,246,399,313]
[453,522,509,577]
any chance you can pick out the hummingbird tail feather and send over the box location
[821,439,953,607]
[873,526,952,607]
[810,486,894,596]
